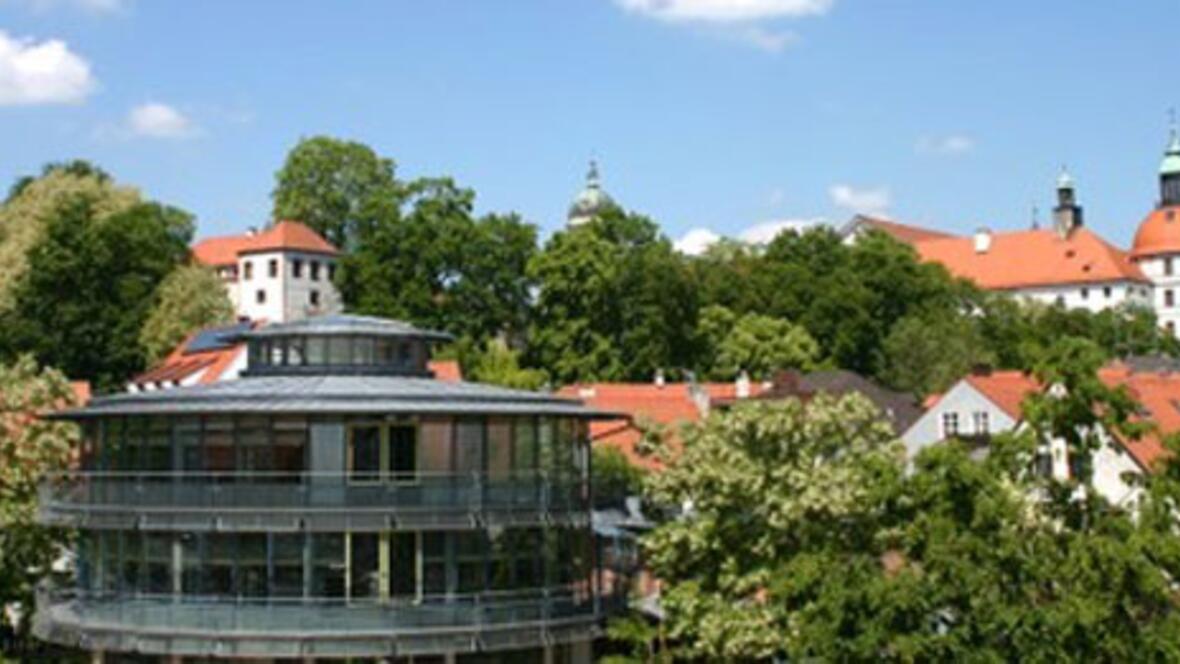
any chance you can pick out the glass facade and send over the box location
[37,324,601,660]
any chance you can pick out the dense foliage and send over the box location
[636,384,1180,661]
[139,264,235,364]
[0,357,79,639]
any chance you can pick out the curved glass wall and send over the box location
[245,334,430,375]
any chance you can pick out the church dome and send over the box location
[1131,205,1180,258]
[567,161,615,226]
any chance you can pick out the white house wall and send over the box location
[1007,281,1152,313]
[901,380,1019,458]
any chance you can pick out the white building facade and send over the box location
[192,220,343,324]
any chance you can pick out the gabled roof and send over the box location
[131,321,259,389]
[744,369,923,434]
[962,367,1175,472]
[192,221,338,267]
[555,382,765,470]
[914,227,1148,290]
[843,215,956,245]
[964,370,1041,420]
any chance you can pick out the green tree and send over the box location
[464,338,548,390]
[271,135,403,249]
[643,391,1180,661]
[697,305,818,380]
[644,393,903,660]
[528,208,697,384]
[339,178,538,344]
[0,356,80,639]
[0,163,140,313]
[0,199,193,390]
[878,309,995,397]
[593,445,647,509]
[139,264,235,364]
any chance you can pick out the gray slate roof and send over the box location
[750,369,924,435]
[240,314,453,342]
[60,375,613,419]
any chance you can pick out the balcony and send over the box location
[35,586,601,659]
[39,472,591,531]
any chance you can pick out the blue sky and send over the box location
[1,0,1177,251]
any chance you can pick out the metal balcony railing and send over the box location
[40,471,588,518]
[36,584,599,637]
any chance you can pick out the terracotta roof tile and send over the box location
[555,382,764,470]
[965,371,1041,420]
[915,228,1148,290]
[1130,205,1180,258]
[428,360,463,382]
[192,221,337,268]
[854,215,956,244]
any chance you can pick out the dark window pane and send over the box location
[349,425,381,482]
[350,534,380,600]
[390,425,417,481]
[239,534,268,598]
[272,534,304,598]
[455,419,484,475]
[390,532,416,598]
[310,534,345,599]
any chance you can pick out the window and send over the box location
[1054,295,1065,307]
[1167,257,1174,276]
[309,290,320,307]
[390,424,417,482]
[255,289,266,304]
[349,424,382,483]
[941,412,959,438]
[1167,289,1175,308]
[243,261,253,280]
[972,411,989,436]
[349,533,380,600]
[310,534,345,599]
[390,532,417,599]
[292,259,303,278]
[310,261,321,281]
[1104,286,1112,298]
[328,263,337,281]
[1168,321,1176,336]
[268,259,278,278]
[1080,287,1088,300]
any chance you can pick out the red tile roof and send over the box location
[965,370,1041,420]
[428,360,462,382]
[131,325,255,388]
[914,228,1149,290]
[555,382,764,470]
[853,215,956,244]
[1130,205,1180,258]
[965,367,1177,472]
[192,220,338,267]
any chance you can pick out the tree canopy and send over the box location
[271,135,402,249]
[139,264,235,364]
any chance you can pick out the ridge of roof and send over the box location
[192,221,338,267]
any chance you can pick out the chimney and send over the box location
[736,370,751,399]
[654,368,665,389]
[973,227,992,254]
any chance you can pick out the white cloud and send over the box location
[916,134,975,156]
[615,0,834,22]
[126,102,197,139]
[739,217,825,244]
[829,184,891,216]
[8,0,126,13]
[0,31,96,105]
[675,228,722,256]
[675,218,827,255]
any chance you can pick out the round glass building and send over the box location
[35,315,612,663]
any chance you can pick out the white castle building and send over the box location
[192,220,343,323]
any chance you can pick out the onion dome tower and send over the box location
[566,160,616,227]
[1052,166,1084,237]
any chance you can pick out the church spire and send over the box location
[1053,165,1083,236]
[1161,110,1180,207]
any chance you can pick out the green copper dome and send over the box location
[567,161,615,226]
[1161,130,1180,176]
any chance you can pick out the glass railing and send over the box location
[40,471,590,518]
[36,584,600,636]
